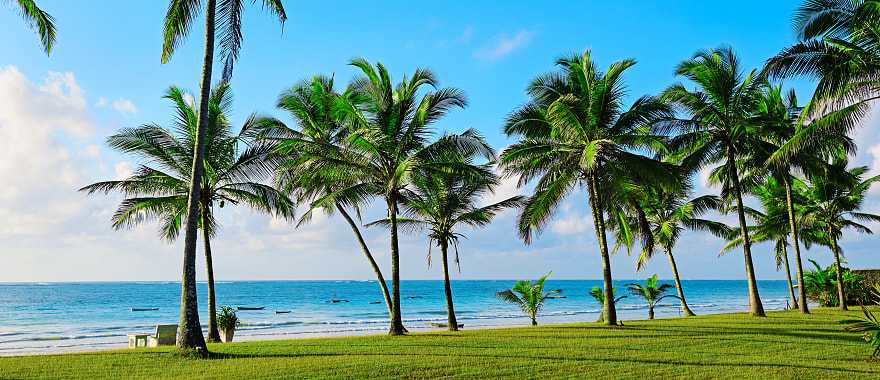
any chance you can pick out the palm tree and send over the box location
[763,1,878,166]
[256,75,393,322]
[371,144,524,331]
[589,286,625,323]
[661,47,768,317]
[8,0,56,54]
[159,0,287,352]
[800,160,880,310]
[500,50,677,326]
[80,84,294,343]
[300,59,488,335]
[496,272,560,326]
[626,274,677,320]
[609,185,729,317]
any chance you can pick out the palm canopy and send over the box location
[500,50,678,244]
[626,274,676,303]
[161,0,286,79]
[496,272,560,325]
[10,0,56,54]
[80,84,294,238]
[800,160,880,244]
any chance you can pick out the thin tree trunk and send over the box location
[648,305,654,320]
[439,239,458,331]
[387,194,405,335]
[531,317,537,326]
[202,206,220,343]
[780,239,798,310]
[830,234,848,311]
[728,150,765,317]
[176,0,216,354]
[588,174,617,326]
[336,204,393,319]
[784,178,809,314]
[665,247,695,316]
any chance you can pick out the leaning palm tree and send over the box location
[626,274,677,320]
[500,50,678,326]
[496,272,560,326]
[7,0,56,54]
[661,47,768,317]
[371,146,524,331]
[800,160,880,310]
[609,184,729,317]
[80,85,294,343]
[257,75,393,322]
[589,286,626,323]
[159,0,287,352]
[305,59,489,335]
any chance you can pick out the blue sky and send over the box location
[1,0,878,282]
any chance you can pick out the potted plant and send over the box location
[217,305,240,343]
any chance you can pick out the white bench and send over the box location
[128,324,177,348]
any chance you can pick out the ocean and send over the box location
[0,279,795,355]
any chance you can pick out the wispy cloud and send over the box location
[96,96,138,114]
[474,30,534,61]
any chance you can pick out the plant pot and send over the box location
[220,328,235,343]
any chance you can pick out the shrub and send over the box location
[217,306,240,331]
[803,260,866,307]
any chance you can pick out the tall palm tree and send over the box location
[500,50,677,326]
[746,85,854,313]
[589,286,625,323]
[496,272,560,326]
[609,185,729,317]
[626,274,677,320]
[303,59,489,335]
[371,144,524,331]
[80,84,294,343]
[661,47,768,317]
[763,0,878,165]
[8,0,56,54]
[160,0,286,352]
[800,160,880,310]
[255,75,394,321]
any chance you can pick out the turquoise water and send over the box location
[0,280,795,355]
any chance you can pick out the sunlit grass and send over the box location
[2,308,878,379]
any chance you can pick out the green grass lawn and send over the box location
[2,308,878,379]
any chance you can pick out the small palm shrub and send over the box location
[217,306,240,332]
[589,286,625,323]
[841,286,880,359]
[626,274,678,320]
[804,260,866,307]
[496,272,560,326]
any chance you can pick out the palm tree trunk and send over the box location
[202,206,220,343]
[176,0,216,354]
[665,247,695,316]
[387,194,405,335]
[780,239,798,310]
[783,178,809,314]
[336,204,393,319]
[588,174,617,326]
[531,316,537,326]
[830,233,848,310]
[728,150,765,317]
[648,304,654,320]
[439,238,458,331]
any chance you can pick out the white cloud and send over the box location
[551,213,592,235]
[111,98,138,114]
[475,30,534,61]
[84,144,101,158]
[114,161,133,179]
[95,97,108,107]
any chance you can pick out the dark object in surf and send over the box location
[406,296,423,299]
[329,299,350,303]
[369,301,382,304]
[430,322,464,328]
[237,306,265,311]
[131,307,159,312]
[275,310,291,314]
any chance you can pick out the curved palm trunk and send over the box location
[784,178,809,314]
[829,234,848,310]
[336,204,393,319]
[728,150,765,317]
[648,304,655,320]
[202,207,220,343]
[665,247,695,317]
[780,240,799,310]
[176,0,216,354]
[387,195,405,335]
[588,174,617,326]
[439,239,458,331]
